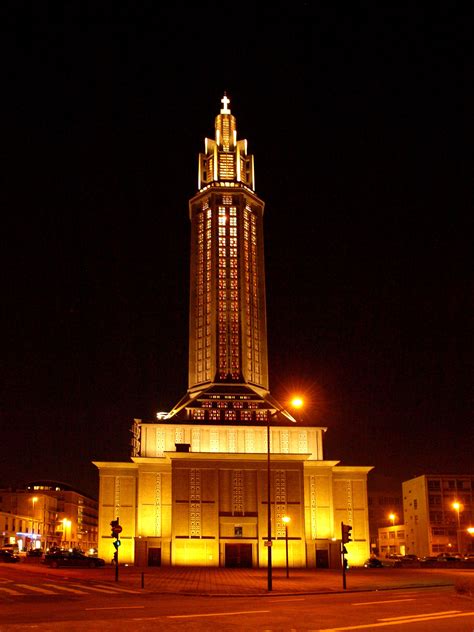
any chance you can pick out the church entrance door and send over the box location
[316,548,329,568]
[148,547,161,566]
[225,543,252,568]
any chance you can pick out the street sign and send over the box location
[112,525,123,534]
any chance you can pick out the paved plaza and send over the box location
[95,565,456,596]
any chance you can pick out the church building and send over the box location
[94,96,372,569]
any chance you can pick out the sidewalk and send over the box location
[99,566,456,596]
[19,560,458,596]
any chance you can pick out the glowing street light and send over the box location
[266,396,302,591]
[387,514,396,554]
[282,515,291,578]
[290,397,304,409]
[452,501,463,553]
[467,526,474,554]
[62,518,71,546]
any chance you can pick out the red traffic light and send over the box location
[341,522,353,543]
[110,518,122,537]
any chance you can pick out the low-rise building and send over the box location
[377,524,406,557]
[403,474,474,557]
[0,481,98,553]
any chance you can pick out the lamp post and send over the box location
[62,518,71,548]
[452,501,462,554]
[29,497,38,551]
[467,527,474,555]
[266,414,272,590]
[266,397,302,591]
[282,515,291,578]
[387,514,396,554]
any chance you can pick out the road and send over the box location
[0,564,473,631]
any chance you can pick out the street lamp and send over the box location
[467,526,474,554]
[62,518,71,547]
[28,497,39,551]
[387,514,396,554]
[291,397,304,410]
[266,397,302,591]
[282,515,291,578]
[452,501,462,553]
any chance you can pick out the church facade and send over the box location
[94,97,372,569]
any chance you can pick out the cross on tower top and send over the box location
[220,93,230,114]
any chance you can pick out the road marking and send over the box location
[168,610,270,619]
[380,610,460,621]
[315,610,474,631]
[352,598,415,605]
[14,584,57,595]
[86,606,145,611]
[66,583,137,594]
[42,583,87,594]
[0,587,24,595]
[91,583,141,594]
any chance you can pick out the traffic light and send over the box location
[342,523,353,543]
[113,539,121,549]
[110,519,119,537]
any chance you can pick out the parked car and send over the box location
[419,555,438,566]
[397,554,419,566]
[364,557,383,568]
[0,549,20,563]
[0,544,20,555]
[27,549,43,557]
[43,551,105,568]
[436,553,462,562]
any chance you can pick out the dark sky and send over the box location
[2,6,472,498]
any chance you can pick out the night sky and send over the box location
[2,6,472,499]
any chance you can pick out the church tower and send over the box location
[94,96,372,571]
[167,95,289,422]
